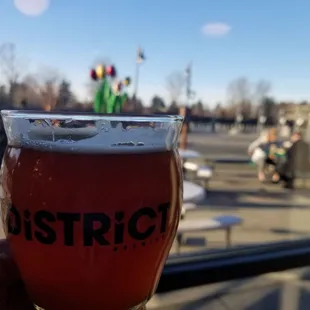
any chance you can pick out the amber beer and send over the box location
[0,111,183,310]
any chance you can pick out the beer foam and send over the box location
[4,117,181,154]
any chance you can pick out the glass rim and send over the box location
[1,110,184,123]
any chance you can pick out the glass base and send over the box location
[34,303,147,310]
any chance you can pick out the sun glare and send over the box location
[14,0,50,16]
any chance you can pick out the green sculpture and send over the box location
[90,64,131,114]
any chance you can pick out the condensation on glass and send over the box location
[1,110,184,154]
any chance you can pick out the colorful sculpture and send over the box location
[90,64,131,114]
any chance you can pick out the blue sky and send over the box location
[1,0,310,106]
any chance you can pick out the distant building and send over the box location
[279,102,310,121]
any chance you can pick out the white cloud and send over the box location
[14,0,50,16]
[201,22,231,37]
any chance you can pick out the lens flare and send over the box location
[14,0,50,16]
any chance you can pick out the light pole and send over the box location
[185,63,196,105]
[185,63,192,107]
[134,63,140,99]
[133,47,145,99]
[180,63,193,149]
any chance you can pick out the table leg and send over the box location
[176,234,182,254]
[225,228,232,248]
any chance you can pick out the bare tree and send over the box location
[21,67,60,110]
[0,43,19,84]
[253,79,272,116]
[37,67,60,111]
[226,77,252,118]
[254,80,271,102]
[165,71,185,103]
[0,43,25,103]
[227,77,251,104]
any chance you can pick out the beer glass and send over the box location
[0,111,183,310]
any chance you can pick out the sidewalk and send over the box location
[171,161,310,254]
[149,267,310,309]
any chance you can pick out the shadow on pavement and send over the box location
[197,189,310,210]
[152,267,310,309]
